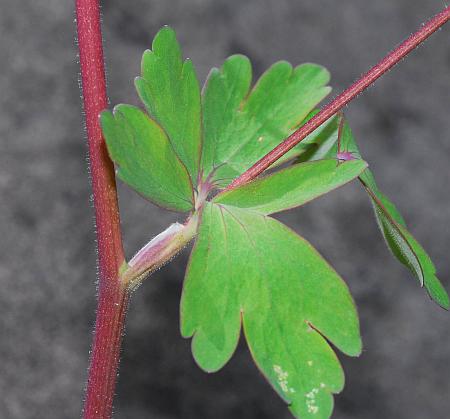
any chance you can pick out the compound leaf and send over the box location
[202,56,331,186]
[101,104,194,212]
[135,26,202,184]
[101,26,449,419]
[214,159,367,215]
[181,202,361,418]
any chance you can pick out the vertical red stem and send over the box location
[75,1,127,418]
[226,6,450,190]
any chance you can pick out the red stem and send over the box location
[75,1,127,418]
[226,6,450,191]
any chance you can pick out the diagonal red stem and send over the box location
[75,1,128,418]
[225,6,450,191]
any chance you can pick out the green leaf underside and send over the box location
[362,177,449,309]
[100,105,194,212]
[181,203,361,418]
[214,159,367,215]
[135,26,202,184]
[299,119,448,308]
[274,111,341,167]
[202,55,331,186]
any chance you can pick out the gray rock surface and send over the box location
[1,0,449,418]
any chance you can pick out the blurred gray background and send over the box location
[1,0,450,418]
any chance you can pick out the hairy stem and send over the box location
[226,5,450,190]
[76,1,127,418]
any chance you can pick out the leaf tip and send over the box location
[154,24,176,40]
[99,108,113,125]
[425,276,450,310]
[295,62,332,85]
[152,25,179,51]
[347,339,363,358]
[134,75,144,86]
[111,103,136,119]
[190,331,235,374]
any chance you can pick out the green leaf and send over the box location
[135,26,202,184]
[361,174,449,309]
[300,118,448,308]
[214,159,367,215]
[100,104,194,212]
[201,56,331,186]
[181,202,361,418]
[201,54,252,181]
